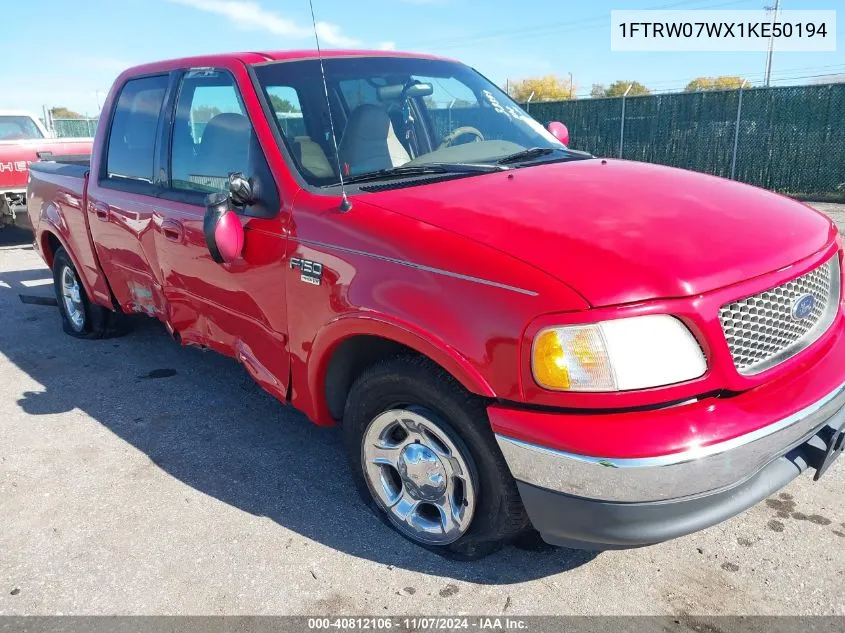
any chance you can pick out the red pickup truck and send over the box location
[27,50,844,559]
[0,110,92,230]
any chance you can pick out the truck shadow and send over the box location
[1,265,598,584]
[0,226,35,248]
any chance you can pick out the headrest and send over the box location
[344,105,393,141]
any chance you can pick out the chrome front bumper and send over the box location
[496,380,845,504]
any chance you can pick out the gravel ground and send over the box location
[0,203,843,616]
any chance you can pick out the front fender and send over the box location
[297,312,496,426]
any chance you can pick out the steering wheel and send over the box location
[438,126,484,149]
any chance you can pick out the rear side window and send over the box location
[170,70,251,194]
[105,75,168,183]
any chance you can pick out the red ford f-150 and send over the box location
[26,51,844,559]
[0,110,92,230]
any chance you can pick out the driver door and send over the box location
[153,67,290,402]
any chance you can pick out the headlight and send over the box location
[532,315,706,392]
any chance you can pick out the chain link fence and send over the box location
[52,118,98,139]
[522,83,845,201]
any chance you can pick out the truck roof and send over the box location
[121,49,454,78]
[0,110,41,118]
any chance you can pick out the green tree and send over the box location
[685,76,749,92]
[590,83,607,98]
[270,94,300,113]
[595,81,651,98]
[192,105,221,123]
[511,75,575,101]
[50,107,83,119]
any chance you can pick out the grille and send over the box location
[719,255,840,375]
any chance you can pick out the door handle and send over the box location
[91,202,110,221]
[161,219,183,242]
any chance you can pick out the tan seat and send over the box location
[294,136,334,178]
[338,104,410,175]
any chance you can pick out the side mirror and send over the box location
[203,193,244,264]
[228,172,257,207]
[547,121,569,146]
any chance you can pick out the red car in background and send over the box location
[26,50,845,559]
[0,110,91,230]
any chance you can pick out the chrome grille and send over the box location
[719,255,840,375]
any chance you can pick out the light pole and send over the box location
[764,0,781,87]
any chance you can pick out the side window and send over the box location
[105,75,168,183]
[338,79,380,110]
[264,83,335,180]
[417,76,480,146]
[266,86,306,138]
[420,76,479,110]
[170,70,251,194]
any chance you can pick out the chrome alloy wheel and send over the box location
[60,265,85,331]
[362,408,477,545]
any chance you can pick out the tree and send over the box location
[192,105,221,123]
[685,76,749,92]
[592,81,651,98]
[269,94,300,113]
[510,75,575,102]
[590,84,607,98]
[424,96,475,109]
[50,107,83,119]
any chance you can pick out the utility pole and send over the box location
[764,0,781,87]
[619,83,633,158]
[569,72,574,99]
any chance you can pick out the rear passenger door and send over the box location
[86,74,172,315]
[153,67,290,401]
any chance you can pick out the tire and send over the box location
[343,355,529,560]
[52,247,126,339]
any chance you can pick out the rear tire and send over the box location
[52,247,126,339]
[343,355,529,560]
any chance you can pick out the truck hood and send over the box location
[0,138,92,191]
[361,159,836,307]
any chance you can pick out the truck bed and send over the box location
[29,159,90,179]
[26,155,115,309]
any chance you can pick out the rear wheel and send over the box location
[52,247,126,339]
[343,355,529,560]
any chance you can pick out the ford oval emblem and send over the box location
[791,294,816,320]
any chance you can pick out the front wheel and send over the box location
[343,355,529,560]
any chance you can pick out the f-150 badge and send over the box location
[290,257,322,286]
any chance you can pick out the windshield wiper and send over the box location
[495,147,568,165]
[337,162,503,186]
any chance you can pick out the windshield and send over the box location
[0,115,44,141]
[253,57,568,186]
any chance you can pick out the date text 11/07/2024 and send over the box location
[307,617,528,630]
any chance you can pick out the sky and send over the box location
[3,0,843,118]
